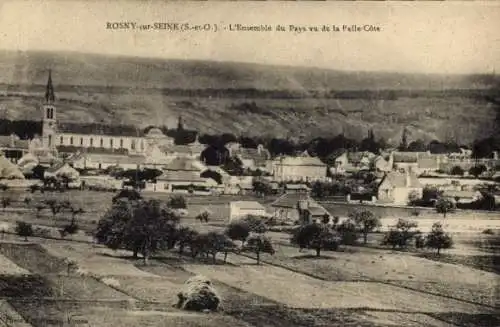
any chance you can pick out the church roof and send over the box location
[57,122,146,137]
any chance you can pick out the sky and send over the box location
[0,0,499,74]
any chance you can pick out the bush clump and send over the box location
[176,275,222,312]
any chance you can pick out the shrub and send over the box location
[168,195,187,209]
[450,166,464,176]
[176,275,222,312]
[60,222,80,238]
[348,209,380,244]
[482,228,495,235]
[15,221,33,241]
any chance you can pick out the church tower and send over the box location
[42,70,57,150]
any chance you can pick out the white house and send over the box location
[229,201,267,221]
[377,170,423,205]
[272,155,327,182]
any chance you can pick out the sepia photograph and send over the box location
[0,0,499,326]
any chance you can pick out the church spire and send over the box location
[45,69,55,104]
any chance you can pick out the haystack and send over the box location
[176,275,222,312]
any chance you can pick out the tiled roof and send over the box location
[443,190,480,199]
[164,157,201,171]
[393,152,418,163]
[57,122,145,137]
[277,156,326,167]
[271,192,317,209]
[0,135,29,149]
[157,170,206,183]
[418,157,439,169]
[70,153,145,166]
[231,201,265,210]
[57,146,129,155]
[379,171,421,189]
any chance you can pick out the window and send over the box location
[60,136,63,145]
[48,135,52,146]
[141,140,144,150]
[90,138,93,147]
[131,140,136,150]
[80,137,83,146]
[70,137,73,145]
[120,139,123,148]
[100,138,104,147]
[110,139,114,148]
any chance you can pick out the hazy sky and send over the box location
[1,0,499,74]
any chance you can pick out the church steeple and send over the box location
[45,69,55,104]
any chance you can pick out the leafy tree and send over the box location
[15,221,33,241]
[243,234,275,264]
[407,139,427,152]
[44,198,63,219]
[1,196,11,211]
[225,221,251,245]
[34,203,46,218]
[112,189,143,203]
[450,166,464,176]
[190,232,236,263]
[241,215,267,234]
[195,210,210,223]
[200,170,223,184]
[435,198,454,218]
[469,165,487,178]
[96,199,180,265]
[24,196,32,207]
[0,184,9,192]
[349,209,380,244]
[408,190,421,207]
[336,219,359,245]
[175,226,199,255]
[425,222,453,255]
[60,221,79,239]
[69,206,85,222]
[168,195,187,209]
[252,180,273,197]
[381,219,419,249]
[291,223,338,257]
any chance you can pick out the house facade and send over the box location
[377,170,423,205]
[272,155,327,182]
[229,201,267,221]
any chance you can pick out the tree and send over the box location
[336,219,359,245]
[450,166,464,176]
[168,195,187,209]
[60,221,79,239]
[96,199,180,265]
[241,215,267,234]
[34,203,46,218]
[69,206,85,223]
[469,165,487,178]
[243,234,275,264]
[252,180,273,197]
[435,198,454,218]
[348,209,380,244]
[112,189,143,204]
[24,196,32,207]
[425,222,453,255]
[15,221,33,241]
[1,196,11,211]
[175,226,199,255]
[0,184,9,192]
[407,190,420,207]
[291,223,338,257]
[381,219,419,249]
[407,139,427,152]
[190,232,236,263]
[195,210,210,223]
[225,221,251,245]
[44,198,63,219]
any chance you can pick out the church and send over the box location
[38,70,175,156]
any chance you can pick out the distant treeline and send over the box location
[1,84,499,100]
[0,119,42,139]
